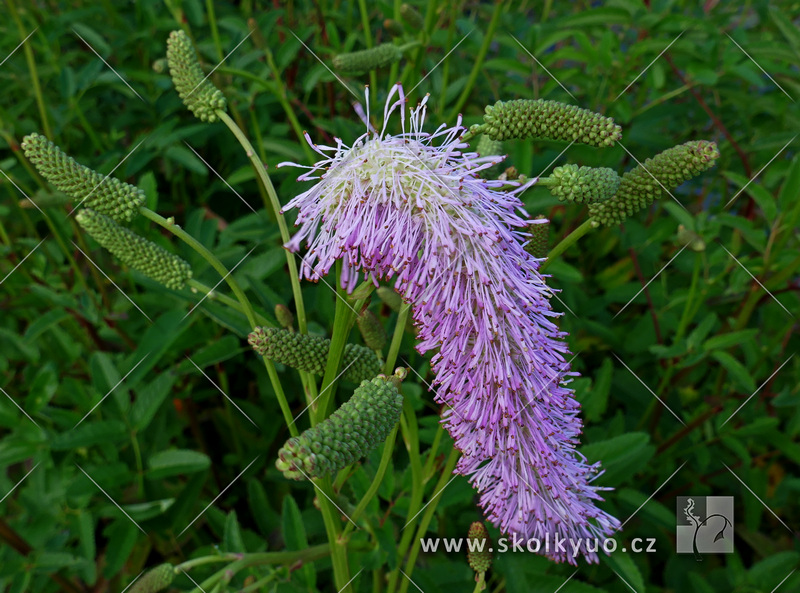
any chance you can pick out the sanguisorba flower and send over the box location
[280,84,619,563]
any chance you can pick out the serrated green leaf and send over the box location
[702,329,758,352]
[51,421,128,450]
[223,510,246,553]
[282,495,315,588]
[102,519,138,578]
[132,372,176,431]
[247,479,277,538]
[601,550,645,593]
[582,432,655,485]
[147,449,211,480]
[710,351,755,392]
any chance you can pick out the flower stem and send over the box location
[446,0,504,122]
[186,278,274,326]
[393,447,460,593]
[540,219,595,273]
[215,109,318,405]
[357,0,378,92]
[140,206,298,436]
[185,544,333,593]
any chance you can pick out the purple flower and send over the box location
[280,84,619,563]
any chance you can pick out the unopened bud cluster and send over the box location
[547,164,620,203]
[525,216,550,258]
[22,134,144,223]
[472,100,622,147]
[166,30,227,122]
[357,309,387,351]
[589,140,719,226]
[276,371,405,479]
[467,522,492,575]
[76,209,192,290]
[130,564,174,593]
[248,327,382,383]
[332,43,402,74]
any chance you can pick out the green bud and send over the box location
[332,43,403,74]
[467,522,492,575]
[130,564,174,593]
[677,224,706,252]
[476,135,503,159]
[166,30,227,122]
[357,309,387,351]
[248,327,382,383]
[472,99,621,147]
[76,209,192,290]
[275,304,295,330]
[589,140,719,226]
[546,164,620,203]
[376,286,404,312]
[276,371,404,479]
[21,133,145,223]
[399,4,425,29]
[525,216,549,258]
[383,19,405,37]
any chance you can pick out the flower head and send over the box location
[280,85,619,563]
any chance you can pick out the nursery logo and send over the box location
[676,496,734,557]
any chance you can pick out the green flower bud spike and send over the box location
[544,164,620,203]
[275,304,295,330]
[476,135,504,159]
[467,521,492,589]
[399,4,425,29]
[76,209,192,290]
[248,327,382,383]
[21,133,145,223]
[468,99,621,147]
[525,216,550,259]
[276,369,406,479]
[166,30,227,122]
[357,309,388,352]
[130,564,175,593]
[376,286,404,313]
[332,43,403,74]
[383,19,405,38]
[589,140,719,226]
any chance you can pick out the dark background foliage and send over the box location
[1,1,798,592]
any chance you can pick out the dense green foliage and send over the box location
[1,1,799,592]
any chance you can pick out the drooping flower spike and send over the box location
[248,327,382,384]
[22,133,145,223]
[280,84,619,563]
[589,140,719,226]
[76,208,192,290]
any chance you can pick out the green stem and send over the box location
[396,448,460,593]
[205,0,223,61]
[340,300,411,539]
[445,0,504,122]
[540,219,595,273]
[386,398,424,593]
[357,0,378,92]
[315,476,352,591]
[674,252,703,341]
[8,0,52,139]
[384,302,411,375]
[175,553,243,572]
[187,544,333,593]
[422,422,445,479]
[141,206,298,437]
[341,422,400,538]
[317,263,358,421]
[187,278,274,327]
[261,52,317,165]
[213,111,318,404]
